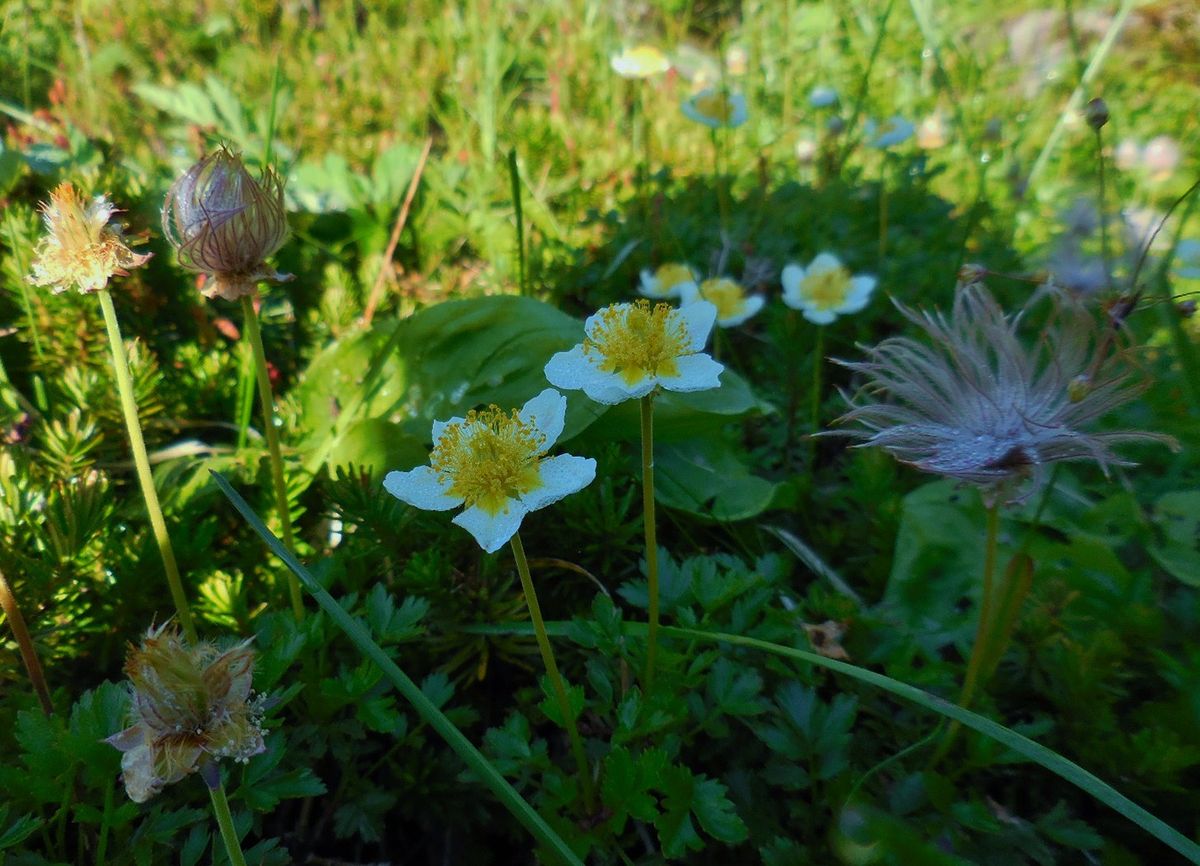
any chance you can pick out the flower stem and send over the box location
[877,156,890,266]
[208,782,249,866]
[932,501,1000,764]
[809,325,825,466]
[97,289,196,643]
[509,532,595,814]
[240,295,304,622]
[640,394,660,690]
[710,127,730,236]
[1093,125,1112,282]
[0,568,53,715]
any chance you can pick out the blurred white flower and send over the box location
[1143,135,1181,181]
[610,45,671,79]
[724,45,749,76]
[1114,138,1141,171]
[795,137,818,164]
[681,88,748,129]
[865,116,914,149]
[781,253,876,324]
[639,262,699,300]
[679,277,765,327]
[916,114,947,150]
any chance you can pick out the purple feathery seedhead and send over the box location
[831,281,1175,503]
[162,146,292,301]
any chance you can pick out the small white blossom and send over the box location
[679,277,764,328]
[639,262,699,300]
[383,390,595,554]
[545,300,723,404]
[610,45,670,79]
[781,253,876,324]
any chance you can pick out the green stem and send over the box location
[98,290,196,642]
[508,149,527,296]
[510,533,595,814]
[809,325,825,466]
[1093,125,1112,282]
[208,782,249,866]
[640,394,660,690]
[235,342,255,450]
[783,310,801,467]
[0,568,53,715]
[95,775,114,866]
[933,501,999,763]
[877,156,889,265]
[710,127,730,235]
[240,295,304,621]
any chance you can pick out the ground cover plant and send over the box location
[1,0,1199,863]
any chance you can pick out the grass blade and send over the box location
[210,472,585,866]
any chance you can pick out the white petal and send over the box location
[808,252,843,274]
[674,280,701,303]
[585,372,655,404]
[639,269,663,298]
[383,466,463,511]
[781,263,804,296]
[802,308,838,325]
[432,416,466,446]
[727,93,749,128]
[520,388,566,447]
[675,300,717,351]
[839,275,877,313]
[657,352,723,393]
[681,97,720,129]
[544,346,596,392]
[719,294,765,327]
[520,454,597,511]
[452,502,528,554]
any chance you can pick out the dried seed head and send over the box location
[107,623,266,803]
[830,282,1175,504]
[162,146,291,301]
[29,183,150,295]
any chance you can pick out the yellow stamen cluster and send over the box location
[698,278,746,320]
[655,263,694,291]
[29,183,149,295]
[800,267,853,311]
[584,300,690,385]
[430,408,545,515]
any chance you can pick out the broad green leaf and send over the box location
[1150,491,1200,586]
[654,437,779,522]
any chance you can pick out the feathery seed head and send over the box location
[832,282,1174,503]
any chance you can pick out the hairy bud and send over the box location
[1085,97,1109,131]
[162,147,291,301]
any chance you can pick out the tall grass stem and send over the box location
[0,568,53,715]
[640,395,660,690]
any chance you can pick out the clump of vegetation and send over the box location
[1,1,1199,864]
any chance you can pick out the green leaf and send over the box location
[538,676,585,726]
[690,775,748,844]
[654,437,779,522]
[0,812,41,850]
[1150,491,1200,586]
[600,746,659,833]
[656,765,703,858]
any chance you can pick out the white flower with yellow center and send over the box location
[639,262,699,300]
[610,44,671,78]
[781,253,876,325]
[383,389,595,553]
[681,88,748,129]
[545,299,723,404]
[680,277,764,327]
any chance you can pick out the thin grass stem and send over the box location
[0,568,53,715]
[208,782,249,866]
[640,394,660,690]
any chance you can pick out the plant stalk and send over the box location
[98,289,196,642]
[241,295,304,621]
[0,568,53,715]
[208,782,249,866]
[640,394,660,689]
[510,533,595,813]
[809,325,825,466]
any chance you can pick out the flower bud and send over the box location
[29,183,150,295]
[107,623,266,802]
[162,147,291,302]
[1084,97,1108,130]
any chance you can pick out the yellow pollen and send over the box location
[30,183,147,294]
[584,300,689,385]
[654,263,694,293]
[698,278,746,320]
[694,92,735,122]
[430,407,545,516]
[616,45,669,76]
[800,267,853,311]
